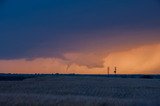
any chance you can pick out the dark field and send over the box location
[0,74,160,106]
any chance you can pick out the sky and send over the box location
[0,0,160,74]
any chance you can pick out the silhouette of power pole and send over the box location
[107,67,110,76]
[114,67,117,75]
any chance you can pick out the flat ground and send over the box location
[0,76,160,106]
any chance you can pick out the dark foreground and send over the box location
[0,74,160,106]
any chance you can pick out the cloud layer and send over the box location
[0,0,160,74]
[0,0,160,59]
[0,43,160,74]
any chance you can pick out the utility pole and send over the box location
[107,67,110,76]
[114,67,117,75]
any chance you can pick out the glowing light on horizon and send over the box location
[0,43,160,74]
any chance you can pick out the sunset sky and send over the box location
[0,0,160,74]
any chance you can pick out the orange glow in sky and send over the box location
[0,43,160,74]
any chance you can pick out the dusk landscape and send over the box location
[0,0,160,106]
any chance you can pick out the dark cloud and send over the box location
[0,0,6,6]
[0,0,160,62]
[0,0,5,3]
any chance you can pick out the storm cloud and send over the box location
[0,0,160,70]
